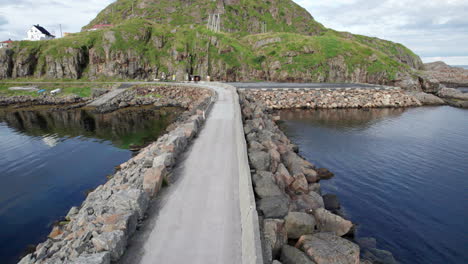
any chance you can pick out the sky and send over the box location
[0,0,466,65]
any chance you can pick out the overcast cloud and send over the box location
[0,0,466,64]
[296,0,468,65]
[0,0,113,39]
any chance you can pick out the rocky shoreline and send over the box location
[239,91,398,264]
[0,94,88,108]
[239,87,422,110]
[17,85,215,264]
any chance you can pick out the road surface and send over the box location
[118,84,242,264]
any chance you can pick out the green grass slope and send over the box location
[84,0,325,36]
[1,0,423,85]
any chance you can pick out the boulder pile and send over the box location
[241,87,421,110]
[95,84,214,113]
[18,86,215,264]
[240,92,361,264]
[0,94,87,107]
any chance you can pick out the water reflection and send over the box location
[279,108,406,131]
[0,106,183,149]
[0,106,182,264]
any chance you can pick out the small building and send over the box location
[87,24,113,31]
[27,25,55,41]
[0,39,13,49]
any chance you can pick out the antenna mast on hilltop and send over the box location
[262,22,267,33]
[207,13,221,33]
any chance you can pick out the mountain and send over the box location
[0,0,425,89]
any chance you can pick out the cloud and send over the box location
[0,15,7,28]
[422,56,468,65]
[0,0,113,40]
[294,0,468,64]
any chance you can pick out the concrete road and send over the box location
[119,84,242,264]
[229,82,380,89]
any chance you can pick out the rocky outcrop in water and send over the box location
[423,62,468,88]
[18,85,215,264]
[405,91,445,105]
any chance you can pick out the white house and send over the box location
[27,25,55,41]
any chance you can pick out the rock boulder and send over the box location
[284,212,316,239]
[263,219,288,261]
[314,208,352,236]
[258,195,289,219]
[71,252,111,264]
[91,231,126,261]
[249,150,271,171]
[297,233,360,264]
[281,245,315,264]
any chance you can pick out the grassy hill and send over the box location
[0,0,423,87]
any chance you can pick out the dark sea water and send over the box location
[279,106,468,264]
[0,106,181,264]
[458,87,468,93]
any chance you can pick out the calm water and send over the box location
[0,106,181,264]
[279,106,468,264]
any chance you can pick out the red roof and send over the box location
[1,40,13,43]
[92,24,113,29]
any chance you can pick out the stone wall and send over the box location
[240,87,421,110]
[18,85,216,264]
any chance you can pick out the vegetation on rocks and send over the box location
[0,83,114,97]
[0,0,425,88]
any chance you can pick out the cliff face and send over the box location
[422,61,468,87]
[0,0,425,89]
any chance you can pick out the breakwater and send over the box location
[17,85,215,264]
[237,85,429,264]
[0,94,87,108]
[239,91,360,264]
[239,87,421,109]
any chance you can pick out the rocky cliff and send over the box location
[0,0,425,89]
[422,61,468,87]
